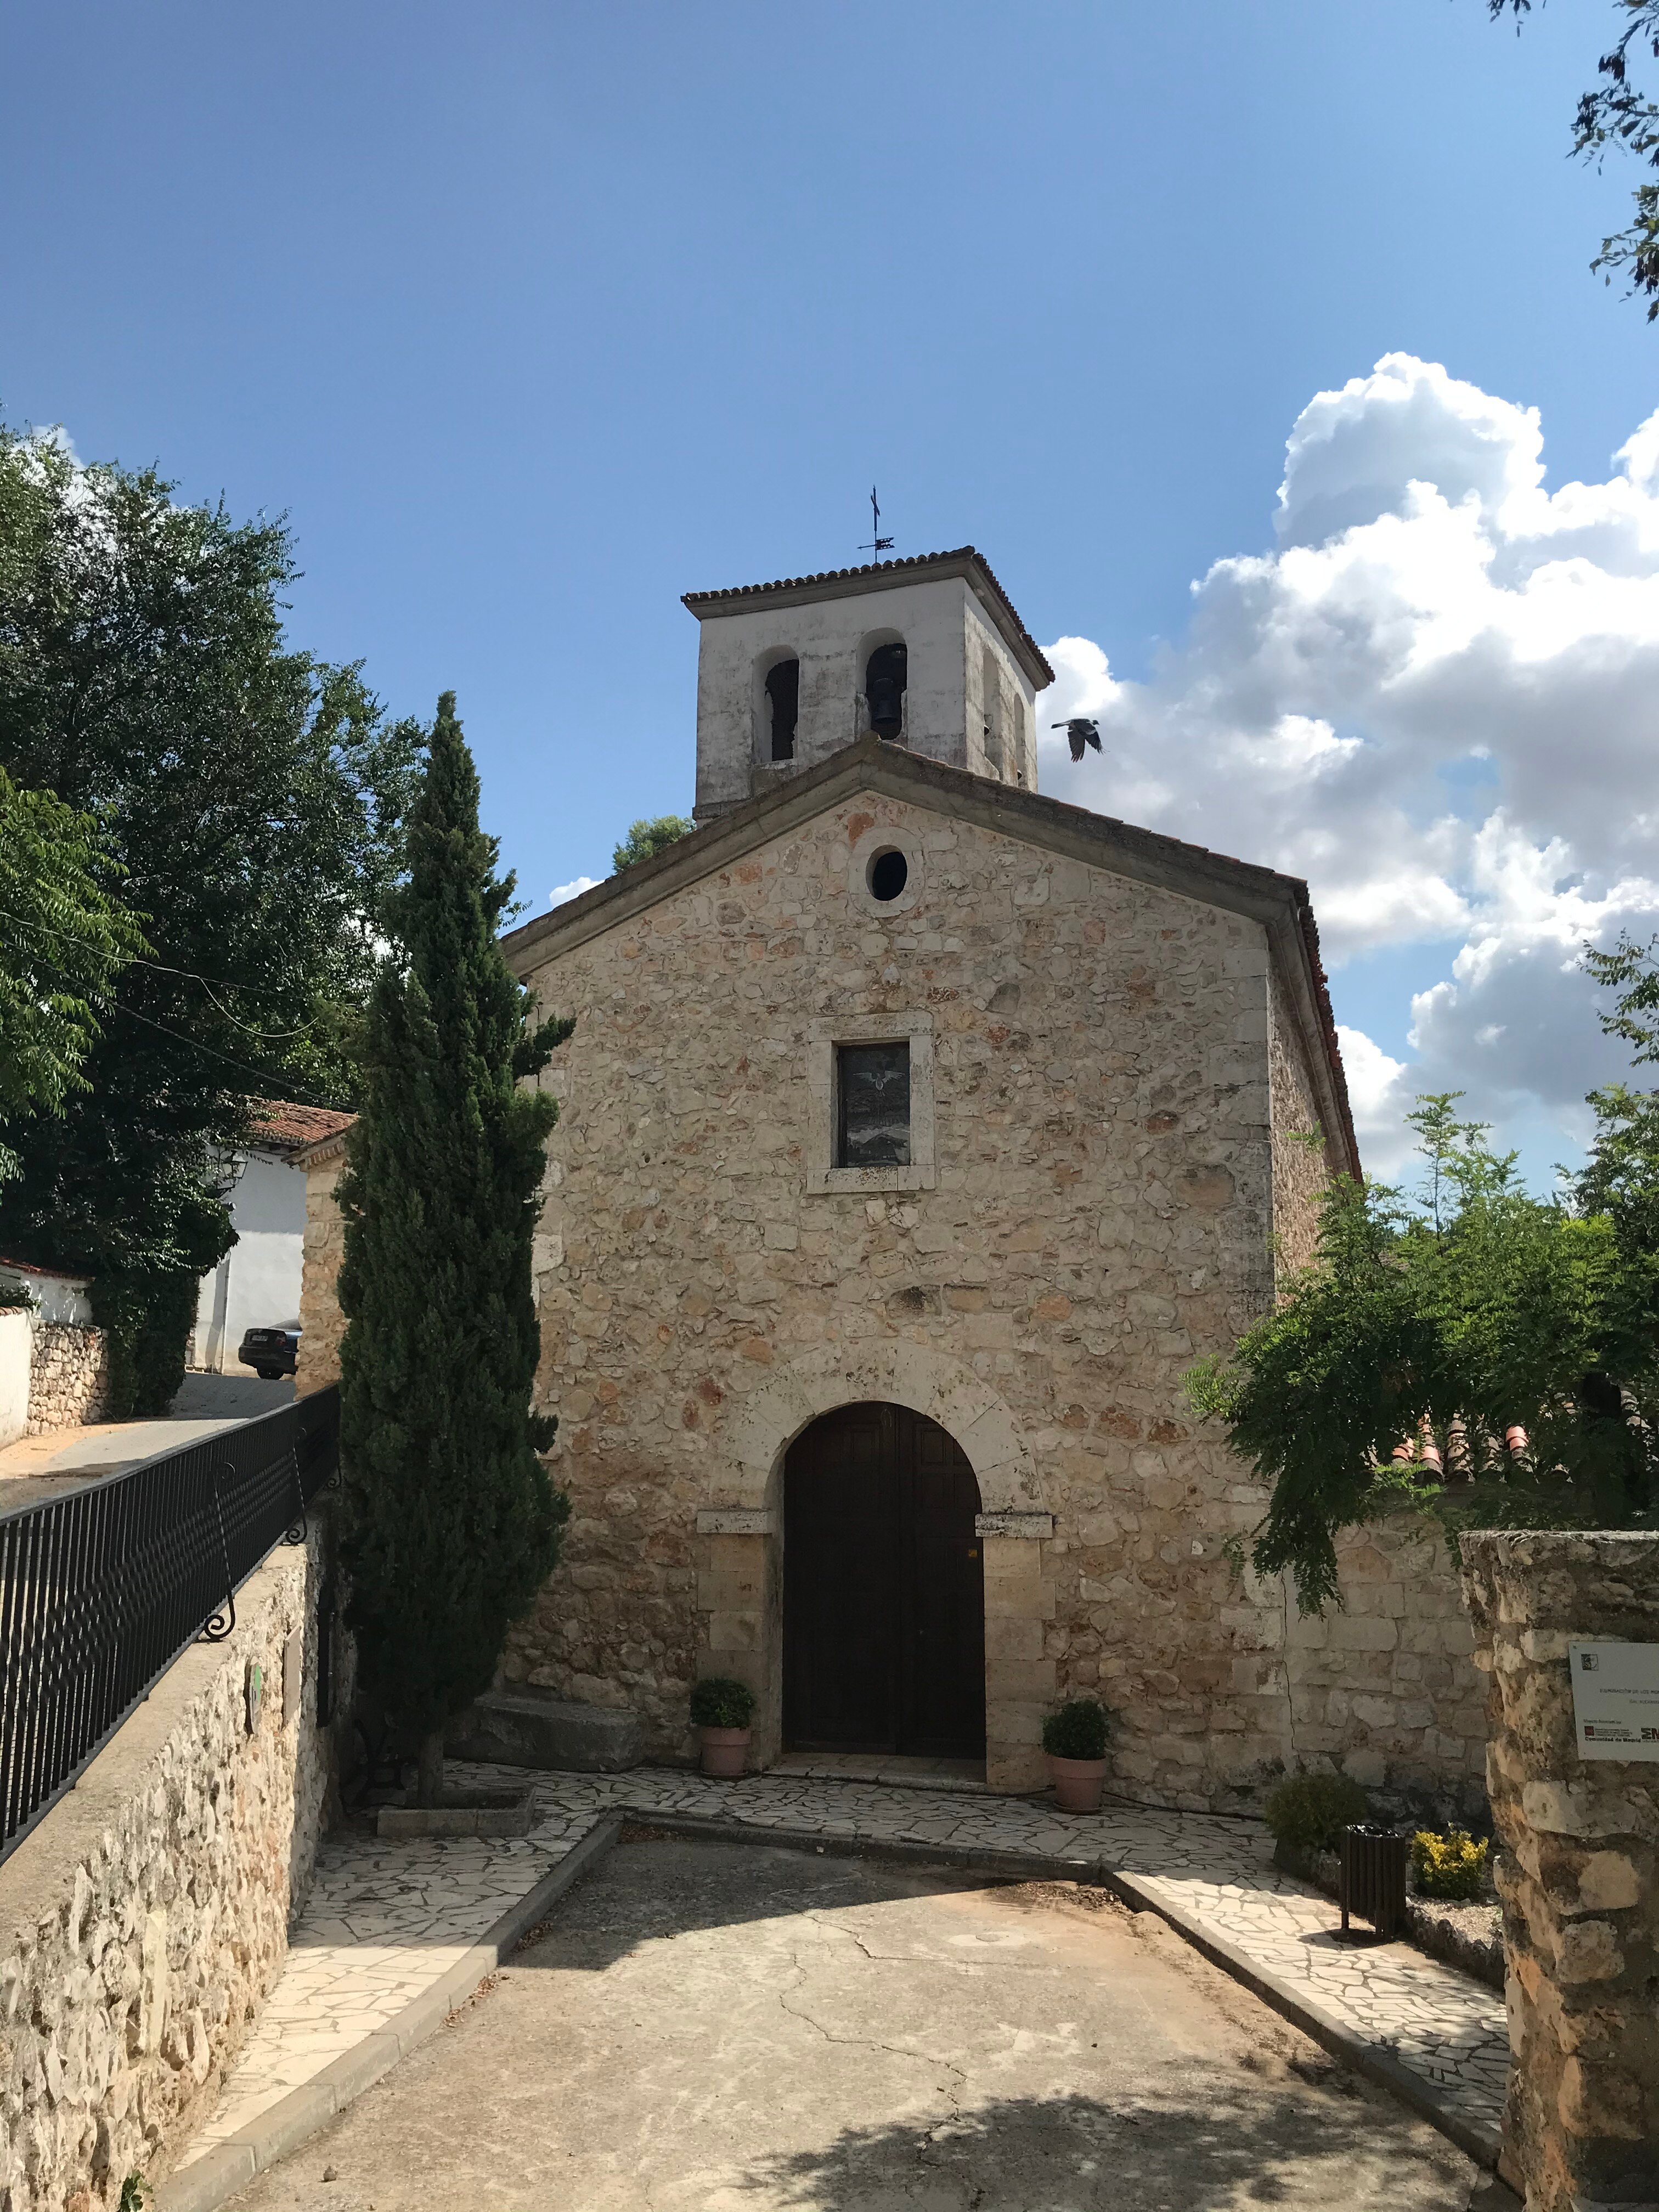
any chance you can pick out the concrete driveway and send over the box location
[223,1835,1483,2212]
[0,1372,294,1508]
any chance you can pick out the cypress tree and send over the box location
[336,693,571,1804]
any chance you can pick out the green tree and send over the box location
[1575,1080,1659,1263]
[0,424,421,1410]
[1578,932,1659,1259]
[336,693,572,1805]
[0,765,145,1182]
[1188,1095,1659,1613]
[1494,1,1659,316]
[612,814,693,872]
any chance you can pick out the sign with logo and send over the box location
[1570,1641,1659,1763]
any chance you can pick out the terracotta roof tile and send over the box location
[251,1101,357,1156]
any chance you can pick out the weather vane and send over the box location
[859,487,894,559]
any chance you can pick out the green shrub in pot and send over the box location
[1041,1699,1109,1762]
[690,1677,757,1731]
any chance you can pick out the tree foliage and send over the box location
[612,814,694,872]
[336,693,572,1801]
[1579,932,1659,1257]
[0,424,421,1408]
[1189,1093,1659,1614]
[1494,0,1659,315]
[0,765,145,1182]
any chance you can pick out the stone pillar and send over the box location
[981,1513,1055,1792]
[693,1509,781,1763]
[1459,1531,1658,2210]
[296,1139,349,1394]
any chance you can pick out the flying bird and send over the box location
[1052,717,1102,763]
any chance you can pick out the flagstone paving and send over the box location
[181,1827,583,2158]
[173,1764,1509,2188]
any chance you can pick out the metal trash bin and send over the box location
[1340,1822,1409,1940]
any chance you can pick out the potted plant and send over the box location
[1042,1697,1110,1812]
[690,1676,757,1776]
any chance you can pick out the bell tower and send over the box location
[682,546,1053,821]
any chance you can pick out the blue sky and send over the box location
[7,2,1658,1182]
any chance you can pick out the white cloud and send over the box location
[1041,353,1659,1175]
[25,423,81,466]
[550,875,600,907]
[1334,1024,1409,1155]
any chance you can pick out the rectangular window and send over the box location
[808,1013,934,1196]
[836,1041,910,1168]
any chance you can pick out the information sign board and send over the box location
[1569,1640,1659,1763]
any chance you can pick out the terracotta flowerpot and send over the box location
[1047,1754,1108,1813]
[700,1726,752,1778]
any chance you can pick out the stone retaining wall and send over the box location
[1290,1520,1488,1818]
[25,1322,110,1435]
[1460,1530,1658,2211]
[0,1517,352,2211]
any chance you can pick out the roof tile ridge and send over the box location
[681,545,1053,686]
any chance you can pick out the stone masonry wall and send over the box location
[1210,964,1485,1814]
[294,780,1487,1812]
[296,1152,348,1396]
[1460,1530,1658,2210]
[510,786,1342,1805]
[1295,1522,1487,1816]
[1267,963,1331,1282]
[0,1519,349,2211]
[25,1322,110,1435]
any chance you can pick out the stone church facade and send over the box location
[300,549,1487,1812]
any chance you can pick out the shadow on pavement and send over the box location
[171,1370,294,1419]
[735,2083,1475,2210]
[507,1832,986,1972]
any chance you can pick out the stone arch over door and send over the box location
[694,1346,1053,1792]
[718,1344,1047,1520]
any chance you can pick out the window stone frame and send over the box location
[847,822,925,917]
[806,1010,936,1195]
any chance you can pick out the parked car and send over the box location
[238,1324,300,1380]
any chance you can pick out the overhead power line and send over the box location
[9,930,340,1110]
[0,899,325,1043]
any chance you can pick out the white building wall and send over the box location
[0,1311,31,1447]
[0,1261,93,1327]
[191,1152,306,1372]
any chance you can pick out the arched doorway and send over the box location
[782,1402,985,1758]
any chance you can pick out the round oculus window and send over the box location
[867,848,909,903]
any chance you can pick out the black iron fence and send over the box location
[0,1385,339,1863]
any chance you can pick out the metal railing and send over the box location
[0,1385,339,1863]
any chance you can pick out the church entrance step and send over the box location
[447,1689,642,1773]
[770,1752,990,1795]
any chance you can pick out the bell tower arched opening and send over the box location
[764,655,799,760]
[862,639,908,742]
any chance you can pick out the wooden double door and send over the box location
[782,1403,985,1759]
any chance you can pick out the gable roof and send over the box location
[503,736,1359,1177]
[251,1101,357,1159]
[682,547,1056,691]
